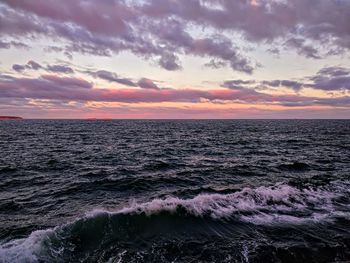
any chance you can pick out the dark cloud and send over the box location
[11,0,341,72]
[41,75,92,89]
[204,59,227,69]
[27,60,42,70]
[12,64,26,72]
[0,40,29,49]
[10,41,29,49]
[11,61,73,74]
[261,80,283,87]
[86,69,160,89]
[141,0,350,55]
[285,38,321,59]
[158,53,182,71]
[305,66,350,91]
[137,78,160,90]
[47,64,74,74]
[0,40,10,49]
[83,69,134,87]
[91,70,137,87]
[0,74,349,107]
[317,66,350,77]
[267,48,280,56]
[261,80,304,91]
[280,80,303,91]
[225,66,350,92]
[7,0,348,72]
[222,80,256,90]
[111,78,137,87]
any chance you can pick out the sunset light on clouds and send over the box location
[0,0,349,118]
[1,2,350,260]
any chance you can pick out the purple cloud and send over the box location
[86,70,160,89]
[47,64,74,74]
[88,70,137,87]
[1,0,350,75]
[0,0,260,73]
[224,66,350,92]
[159,53,182,71]
[12,64,26,72]
[40,75,92,89]
[317,66,350,77]
[285,38,321,59]
[259,80,304,91]
[0,40,28,49]
[0,41,10,49]
[222,80,256,90]
[27,60,42,70]
[137,78,160,90]
[308,67,350,91]
[0,74,349,107]
[11,61,73,74]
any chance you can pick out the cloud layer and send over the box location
[224,66,350,92]
[0,73,349,108]
[1,0,350,72]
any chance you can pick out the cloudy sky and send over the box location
[0,0,349,119]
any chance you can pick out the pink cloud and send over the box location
[0,74,349,107]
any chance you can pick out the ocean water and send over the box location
[0,120,349,263]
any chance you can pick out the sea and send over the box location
[0,120,349,263]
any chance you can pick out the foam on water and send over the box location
[118,181,347,223]
[0,229,54,263]
[0,181,349,263]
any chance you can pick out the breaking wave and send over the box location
[118,180,349,224]
[1,181,349,263]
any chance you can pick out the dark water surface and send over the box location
[0,120,349,262]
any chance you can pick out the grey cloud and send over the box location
[0,74,348,108]
[47,65,74,74]
[222,80,256,90]
[285,38,321,59]
[27,60,42,70]
[137,78,160,90]
[11,61,73,74]
[86,70,160,89]
[86,70,137,87]
[12,64,26,72]
[225,66,350,92]
[158,53,182,71]
[308,66,350,91]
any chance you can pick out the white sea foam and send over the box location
[0,229,54,263]
[118,182,344,224]
[0,181,348,263]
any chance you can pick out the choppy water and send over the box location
[0,120,349,263]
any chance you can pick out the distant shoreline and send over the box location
[8,118,350,120]
[0,116,23,120]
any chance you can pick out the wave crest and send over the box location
[1,181,349,263]
[117,181,348,224]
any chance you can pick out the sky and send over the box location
[0,0,349,119]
